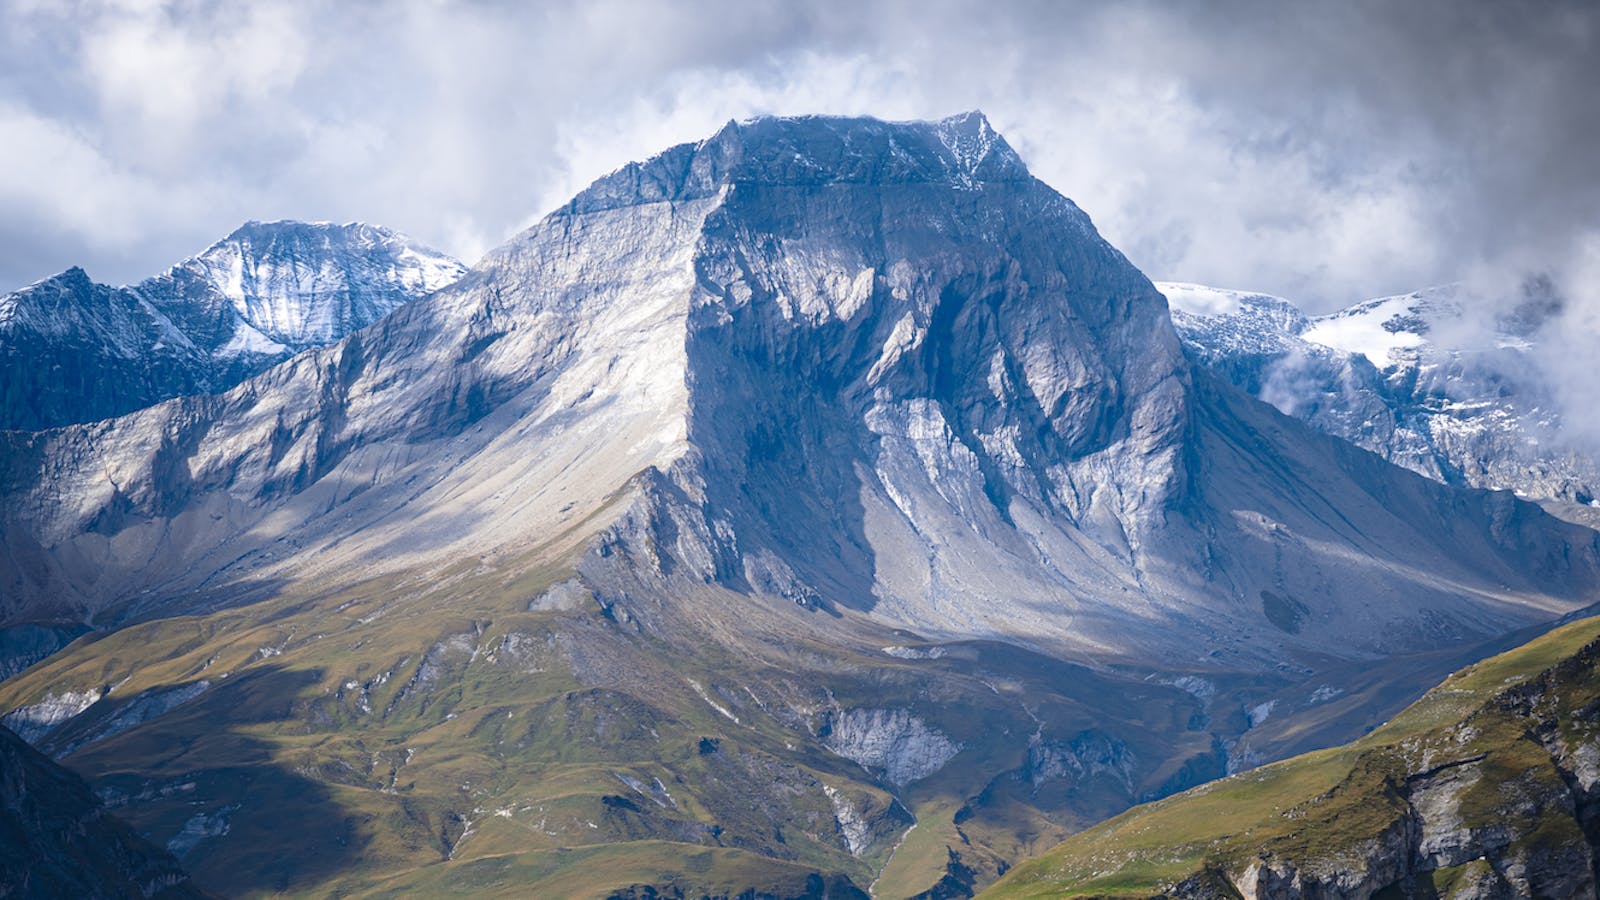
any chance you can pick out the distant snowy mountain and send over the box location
[1164,281,1600,516]
[0,221,465,430]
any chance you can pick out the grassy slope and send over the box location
[0,533,1229,899]
[0,564,884,897]
[981,616,1600,899]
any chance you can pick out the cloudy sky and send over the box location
[1,0,1596,316]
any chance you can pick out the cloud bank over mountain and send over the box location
[1,0,1595,322]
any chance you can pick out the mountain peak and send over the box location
[30,266,94,292]
[566,112,1031,214]
[152,219,466,350]
[0,267,100,323]
[203,220,410,261]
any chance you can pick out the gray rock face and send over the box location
[0,623,90,680]
[1026,730,1137,793]
[1,113,1598,680]
[823,707,961,786]
[1,687,102,745]
[0,221,464,430]
[0,267,213,431]
[1166,281,1600,513]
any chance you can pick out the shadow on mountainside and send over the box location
[51,665,378,896]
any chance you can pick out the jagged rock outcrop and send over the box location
[0,268,213,431]
[822,708,961,786]
[0,220,463,431]
[0,723,204,898]
[1218,641,1600,899]
[0,623,89,680]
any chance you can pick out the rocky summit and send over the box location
[1,114,1597,897]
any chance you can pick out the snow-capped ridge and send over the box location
[1160,282,1300,319]
[0,220,466,430]
[1172,280,1600,508]
[1303,289,1443,367]
[0,267,91,323]
[141,219,467,350]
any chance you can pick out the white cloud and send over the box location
[0,102,199,258]
[1538,230,1600,449]
[76,2,309,170]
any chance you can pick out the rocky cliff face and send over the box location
[1245,646,1600,900]
[0,221,464,430]
[0,268,214,431]
[0,723,204,899]
[1166,281,1600,517]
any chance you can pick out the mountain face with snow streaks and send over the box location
[1166,281,1600,520]
[0,221,464,431]
[0,114,1598,896]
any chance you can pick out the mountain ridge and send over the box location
[0,220,464,431]
[565,111,1031,215]
[5,112,1597,667]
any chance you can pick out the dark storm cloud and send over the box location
[1162,0,1600,275]
[0,0,1595,320]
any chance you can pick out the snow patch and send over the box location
[688,679,740,724]
[166,808,232,857]
[1247,699,1277,728]
[1303,294,1426,366]
[1310,685,1345,703]
[881,645,947,660]
[216,321,288,359]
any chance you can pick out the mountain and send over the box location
[0,722,206,899]
[0,113,1597,897]
[0,221,465,431]
[0,267,215,432]
[1165,281,1600,523]
[983,613,1600,899]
